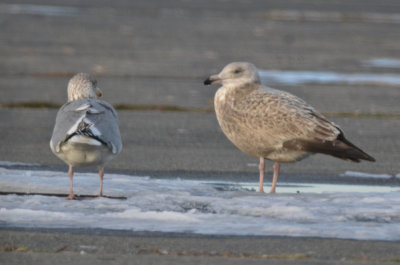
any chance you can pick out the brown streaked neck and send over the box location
[224,82,259,101]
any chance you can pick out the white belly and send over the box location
[56,136,115,167]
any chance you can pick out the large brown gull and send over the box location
[204,62,375,193]
[50,73,122,199]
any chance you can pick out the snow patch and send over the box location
[340,171,393,179]
[0,161,41,167]
[259,70,400,86]
[0,3,84,16]
[0,167,399,241]
[362,58,400,68]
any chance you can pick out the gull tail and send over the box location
[330,133,376,162]
[301,133,376,163]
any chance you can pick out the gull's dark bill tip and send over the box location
[204,77,212,85]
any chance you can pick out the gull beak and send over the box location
[204,74,221,85]
[96,87,103,98]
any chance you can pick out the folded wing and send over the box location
[50,99,122,155]
[232,87,375,162]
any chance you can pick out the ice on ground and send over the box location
[258,70,400,86]
[340,171,394,179]
[0,167,400,241]
[0,161,41,167]
[0,3,84,16]
[362,58,400,69]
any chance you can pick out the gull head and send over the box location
[67,73,103,102]
[204,62,261,87]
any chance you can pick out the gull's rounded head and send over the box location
[67,73,102,102]
[204,62,261,87]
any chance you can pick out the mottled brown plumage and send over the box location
[204,62,375,193]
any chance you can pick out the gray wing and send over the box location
[50,99,122,154]
[231,86,341,144]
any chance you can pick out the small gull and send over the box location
[50,73,122,199]
[204,62,375,193]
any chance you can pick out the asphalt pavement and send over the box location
[1,229,400,265]
[1,0,400,264]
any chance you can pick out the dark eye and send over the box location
[234,68,243,74]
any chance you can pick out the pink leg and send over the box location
[270,162,280,194]
[67,165,75,200]
[98,167,104,197]
[258,157,265,192]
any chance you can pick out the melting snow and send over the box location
[340,171,394,179]
[258,70,400,86]
[0,3,84,16]
[0,167,399,241]
[0,161,41,167]
[362,58,400,68]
